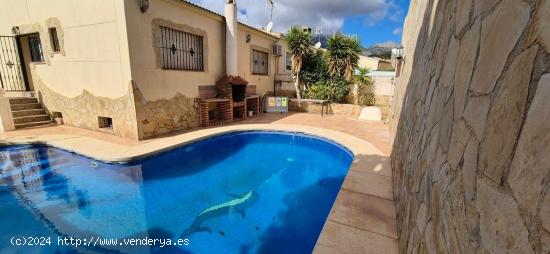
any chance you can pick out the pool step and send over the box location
[8,97,53,129]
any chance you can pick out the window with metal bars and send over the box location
[49,27,60,52]
[159,26,204,71]
[28,33,44,62]
[252,49,268,75]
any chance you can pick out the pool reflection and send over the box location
[0,145,149,253]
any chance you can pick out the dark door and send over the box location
[0,35,29,91]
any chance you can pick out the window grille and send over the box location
[252,50,268,75]
[28,33,44,62]
[49,28,60,52]
[98,116,113,129]
[159,26,204,71]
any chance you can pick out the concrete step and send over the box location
[10,103,42,111]
[11,108,47,118]
[13,115,51,124]
[14,120,54,129]
[9,97,38,105]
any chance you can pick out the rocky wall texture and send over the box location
[32,71,140,140]
[133,85,200,140]
[390,0,550,253]
[34,69,199,140]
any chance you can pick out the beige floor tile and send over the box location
[314,221,398,254]
[328,189,397,239]
[342,171,394,200]
[350,154,393,177]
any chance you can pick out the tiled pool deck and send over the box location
[0,113,397,253]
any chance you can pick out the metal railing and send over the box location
[0,36,28,91]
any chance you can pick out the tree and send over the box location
[301,50,329,86]
[354,67,375,106]
[327,34,362,81]
[354,67,371,86]
[286,26,312,99]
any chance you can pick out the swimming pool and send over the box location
[0,131,353,253]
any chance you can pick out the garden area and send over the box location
[286,27,375,106]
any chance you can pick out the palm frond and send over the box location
[326,33,362,81]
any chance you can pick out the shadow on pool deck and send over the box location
[314,153,398,254]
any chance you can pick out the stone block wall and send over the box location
[32,72,140,140]
[289,102,364,118]
[390,0,550,253]
[133,84,200,140]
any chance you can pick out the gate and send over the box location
[0,36,28,91]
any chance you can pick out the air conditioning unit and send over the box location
[272,44,283,56]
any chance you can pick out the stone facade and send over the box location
[32,72,140,140]
[28,55,200,141]
[133,84,200,140]
[1,0,285,141]
[390,0,550,253]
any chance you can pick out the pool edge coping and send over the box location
[0,124,385,164]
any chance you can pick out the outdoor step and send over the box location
[10,103,42,111]
[11,108,47,118]
[14,120,54,129]
[13,115,51,124]
[9,97,38,105]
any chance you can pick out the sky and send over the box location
[188,0,411,48]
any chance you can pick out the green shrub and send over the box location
[357,83,375,106]
[295,33,361,101]
[301,50,330,89]
[305,79,350,103]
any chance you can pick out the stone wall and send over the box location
[133,84,200,140]
[390,0,550,253]
[289,102,363,118]
[33,71,140,140]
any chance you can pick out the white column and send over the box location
[225,0,238,76]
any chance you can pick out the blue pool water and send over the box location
[0,131,353,253]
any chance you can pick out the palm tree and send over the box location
[286,26,312,99]
[327,34,362,81]
[354,67,371,85]
[354,67,375,106]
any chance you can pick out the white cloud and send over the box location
[188,0,403,33]
[387,5,404,22]
[372,41,400,48]
[393,27,402,35]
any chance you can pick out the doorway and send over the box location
[0,33,43,92]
